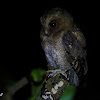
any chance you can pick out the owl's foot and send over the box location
[46,69,79,86]
[46,69,68,79]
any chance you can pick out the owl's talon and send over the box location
[48,73,56,78]
[46,69,61,73]
[46,69,61,78]
[46,69,68,78]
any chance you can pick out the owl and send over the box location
[40,8,88,87]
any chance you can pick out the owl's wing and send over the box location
[62,26,88,80]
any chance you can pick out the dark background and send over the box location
[0,0,99,100]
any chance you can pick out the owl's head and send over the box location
[40,8,73,36]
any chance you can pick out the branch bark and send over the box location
[35,73,70,100]
[1,77,28,100]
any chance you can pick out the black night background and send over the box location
[0,1,99,100]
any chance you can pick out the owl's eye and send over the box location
[49,21,56,28]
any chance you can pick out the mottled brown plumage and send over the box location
[40,8,88,86]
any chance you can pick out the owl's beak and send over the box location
[45,29,49,35]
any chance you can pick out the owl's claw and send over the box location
[46,69,61,73]
[46,69,68,79]
[46,69,61,78]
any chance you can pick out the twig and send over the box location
[1,77,28,100]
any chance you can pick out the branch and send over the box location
[1,77,28,100]
[35,73,70,100]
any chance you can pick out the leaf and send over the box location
[30,68,45,82]
[60,84,76,100]
[29,84,42,100]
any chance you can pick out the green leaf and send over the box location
[29,84,42,100]
[60,84,76,100]
[30,68,45,82]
